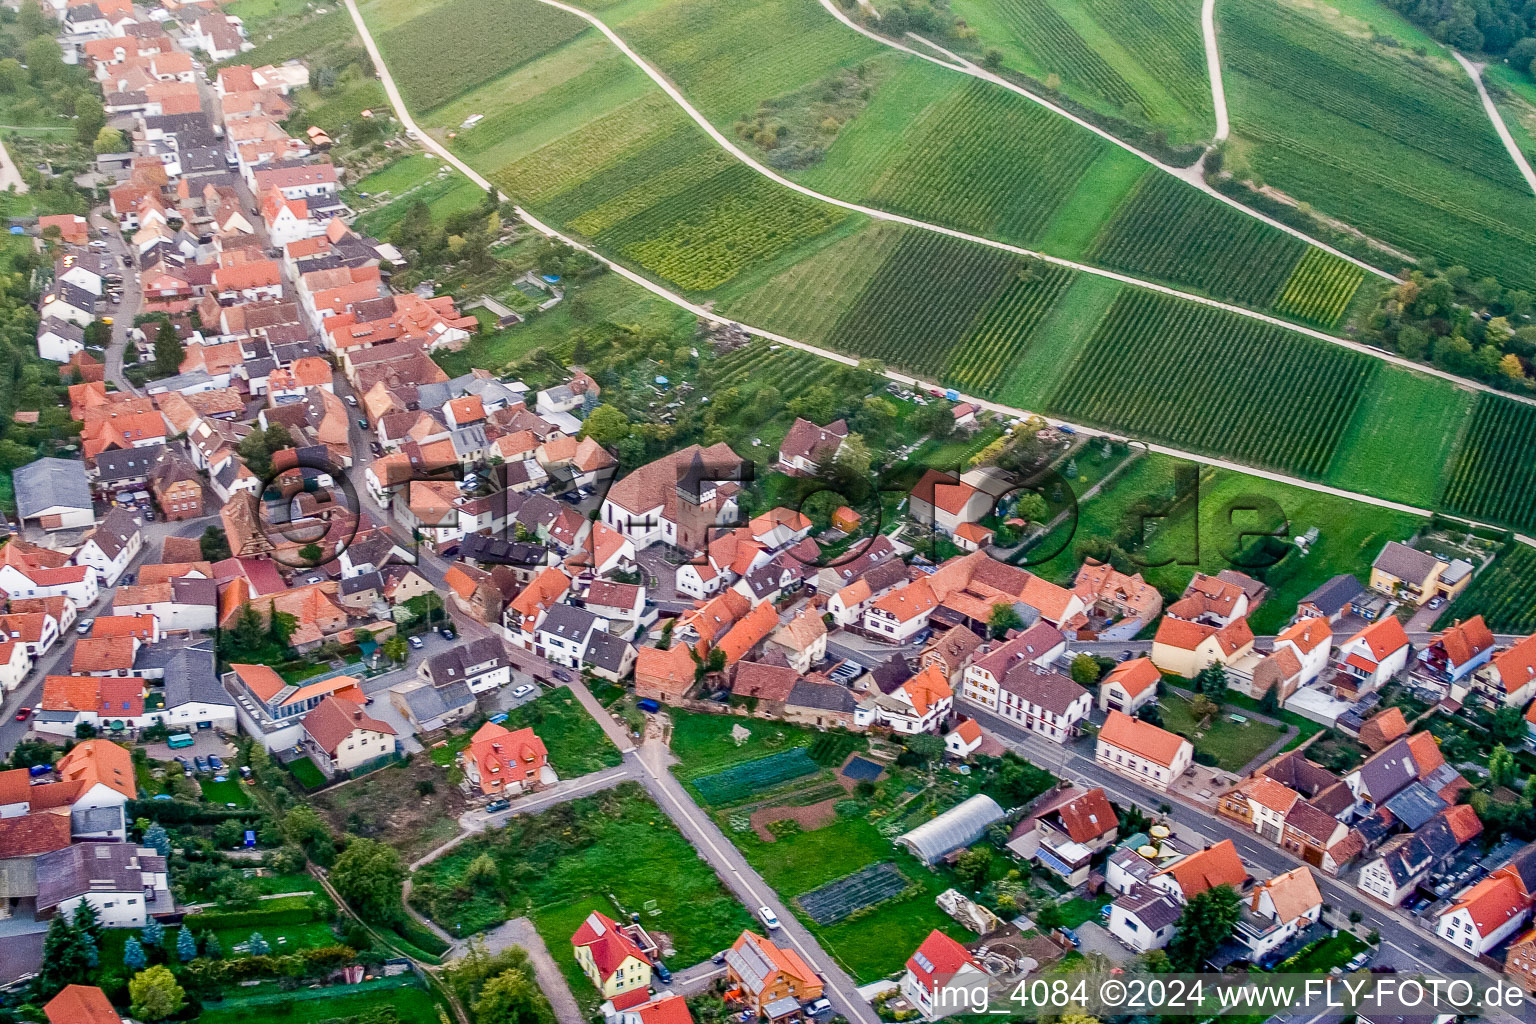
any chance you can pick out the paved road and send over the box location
[1202,0,1230,141]
[340,0,1536,561]
[88,205,142,394]
[967,706,1510,992]
[1454,50,1536,196]
[0,135,27,194]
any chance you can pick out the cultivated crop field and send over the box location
[1048,290,1377,476]
[1438,395,1536,532]
[824,233,1023,376]
[1220,0,1536,288]
[378,0,586,110]
[797,862,910,925]
[708,339,835,397]
[951,0,1210,141]
[722,221,901,340]
[944,262,1077,391]
[865,81,1109,243]
[603,0,883,124]
[1089,173,1315,307]
[1273,248,1367,327]
[1440,544,1536,634]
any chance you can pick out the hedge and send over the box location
[182,898,325,931]
[128,799,266,825]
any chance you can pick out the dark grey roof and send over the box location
[424,636,507,684]
[180,145,226,174]
[70,804,125,836]
[1117,883,1181,930]
[340,570,384,596]
[460,533,549,568]
[94,444,168,484]
[869,654,914,695]
[1300,574,1364,616]
[36,844,166,911]
[998,661,1087,716]
[786,680,857,713]
[1500,842,1536,894]
[38,317,85,343]
[540,603,599,641]
[52,281,96,313]
[85,507,140,560]
[741,564,784,598]
[171,576,218,606]
[1354,737,1422,805]
[14,457,92,519]
[516,494,563,532]
[584,630,632,672]
[1384,782,1447,830]
[164,647,231,710]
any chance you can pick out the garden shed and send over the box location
[896,793,1005,865]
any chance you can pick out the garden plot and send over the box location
[796,862,910,925]
[693,747,821,805]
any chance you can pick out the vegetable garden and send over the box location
[826,233,1023,376]
[944,262,1077,392]
[1440,544,1536,634]
[796,862,910,925]
[1048,290,1377,476]
[1088,173,1310,307]
[866,81,1108,243]
[1273,248,1366,327]
[694,748,822,805]
[1438,395,1536,532]
[379,0,586,111]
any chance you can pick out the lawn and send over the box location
[667,707,832,781]
[1282,931,1366,973]
[1157,692,1287,773]
[285,757,327,789]
[1326,368,1474,507]
[199,778,251,807]
[493,685,623,777]
[195,979,442,1024]
[409,782,754,1004]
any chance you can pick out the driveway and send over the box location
[471,917,584,1024]
[1073,921,1131,964]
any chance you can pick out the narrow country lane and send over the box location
[1453,50,1536,196]
[1202,0,1230,141]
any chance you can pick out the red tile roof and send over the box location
[1103,657,1160,698]
[44,985,120,1024]
[1099,710,1189,767]
[905,929,981,994]
[572,910,648,980]
[1154,839,1247,898]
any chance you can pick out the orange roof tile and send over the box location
[1099,709,1189,767]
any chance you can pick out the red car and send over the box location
[14,707,31,721]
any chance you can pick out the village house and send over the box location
[1435,846,1536,956]
[1506,926,1536,994]
[920,625,985,685]
[572,910,653,1010]
[599,444,743,554]
[1006,785,1118,886]
[1232,866,1323,960]
[1095,710,1193,790]
[1369,541,1472,607]
[1357,804,1482,906]
[1097,657,1161,716]
[865,662,953,734]
[302,696,396,774]
[908,468,991,537]
[36,843,171,928]
[899,930,987,1022]
[1418,616,1497,686]
[1073,561,1163,637]
[1470,633,1536,708]
[725,930,824,1017]
[1166,572,1262,627]
[71,508,143,587]
[775,417,848,476]
[464,721,549,796]
[1150,616,1255,678]
[1330,616,1411,698]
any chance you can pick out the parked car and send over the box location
[13,707,30,721]
[758,906,780,930]
[711,950,727,965]
[1344,951,1372,972]
[174,756,192,772]
[552,669,572,683]
[357,418,368,429]
[207,755,224,771]
[653,961,672,984]
[89,240,107,249]
[438,627,456,640]
[76,618,94,636]
[511,684,536,700]
[27,763,50,777]
[637,698,660,713]
[239,766,253,782]
[806,999,832,1017]
[344,395,358,406]
[408,635,424,650]
[485,798,510,813]
[193,756,207,773]
[369,441,383,457]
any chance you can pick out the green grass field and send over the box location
[195,980,441,1024]
[996,273,1121,408]
[1326,369,1474,507]
[199,778,251,807]
[495,686,624,777]
[1158,692,1287,772]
